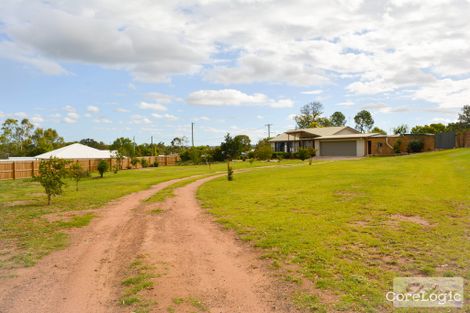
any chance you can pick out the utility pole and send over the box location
[265,123,273,138]
[191,122,195,147]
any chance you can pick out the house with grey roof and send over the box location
[269,126,378,157]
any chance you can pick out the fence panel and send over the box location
[436,132,456,149]
[0,155,180,181]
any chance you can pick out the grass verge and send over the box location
[198,150,470,312]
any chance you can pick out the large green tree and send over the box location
[330,111,346,126]
[111,137,135,157]
[411,123,447,134]
[233,135,251,153]
[354,110,374,133]
[294,102,323,128]
[458,105,470,127]
[393,124,409,135]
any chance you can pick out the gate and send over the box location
[436,132,455,149]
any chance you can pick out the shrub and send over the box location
[141,158,148,168]
[69,162,87,191]
[408,140,424,153]
[248,158,254,165]
[297,148,309,161]
[227,161,234,181]
[254,139,273,160]
[36,157,69,205]
[97,159,109,178]
[393,139,402,154]
[130,158,140,168]
[153,161,159,167]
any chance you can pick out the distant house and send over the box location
[269,126,437,156]
[35,143,117,159]
[269,126,378,157]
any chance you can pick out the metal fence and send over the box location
[436,132,456,149]
[0,155,179,180]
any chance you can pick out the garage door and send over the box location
[320,141,357,156]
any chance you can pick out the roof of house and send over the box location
[269,126,361,142]
[35,143,116,159]
[316,133,379,140]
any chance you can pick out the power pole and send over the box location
[191,122,195,147]
[265,123,273,138]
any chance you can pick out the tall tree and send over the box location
[233,135,251,153]
[330,111,346,126]
[458,105,470,127]
[30,128,65,155]
[80,138,108,150]
[220,133,240,160]
[411,123,447,134]
[371,126,387,135]
[354,110,374,133]
[111,137,135,157]
[294,102,323,129]
[393,124,409,135]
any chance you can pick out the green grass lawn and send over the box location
[198,150,470,312]
[0,160,300,270]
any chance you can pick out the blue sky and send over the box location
[0,0,468,145]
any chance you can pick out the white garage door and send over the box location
[320,141,357,156]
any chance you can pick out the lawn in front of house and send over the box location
[0,160,301,270]
[198,149,470,312]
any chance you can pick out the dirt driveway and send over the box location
[0,175,299,313]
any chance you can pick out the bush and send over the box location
[153,161,159,167]
[254,139,273,160]
[272,152,287,160]
[69,162,87,191]
[97,159,109,178]
[408,140,424,153]
[130,158,140,168]
[227,161,234,181]
[36,158,69,205]
[393,139,402,154]
[141,158,148,168]
[297,148,309,161]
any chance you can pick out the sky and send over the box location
[0,0,469,145]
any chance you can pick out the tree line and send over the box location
[293,102,470,135]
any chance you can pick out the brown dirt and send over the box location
[0,175,300,313]
[390,214,431,227]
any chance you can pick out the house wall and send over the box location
[367,135,435,155]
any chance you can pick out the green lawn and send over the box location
[0,160,299,270]
[198,150,470,312]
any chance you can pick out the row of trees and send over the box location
[294,102,470,135]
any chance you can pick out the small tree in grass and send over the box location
[36,157,68,205]
[227,160,234,181]
[97,159,108,178]
[69,162,87,191]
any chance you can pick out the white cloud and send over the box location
[145,92,176,104]
[194,116,210,121]
[187,89,294,108]
[130,114,152,125]
[115,108,130,113]
[138,102,167,111]
[151,113,178,121]
[87,105,100,113]
[63,105,79,123]
[301,90,323,95]
[30,115,44,125]
[338,101,355,106]
[256,115,264,119]
[94,117,112,124]
[362,103,410,113]
[412,78,470,109]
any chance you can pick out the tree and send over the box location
[36,158,69,205]
[410,123,447,134]
[233,135,251,153]
[97,159,109,178]
[254,139,273,160]
[371,126,387,135]
[80,138,108,150]
[330,111,346,126]
[294,102,323,129]
[393,124,409,135]
[111,137,135,157]
[0,118,34,156]
[30,128,65,155]
[220,133,240,160]
[458,105,470,128]
[69,162,87,191]
[354,110,374,133]
[317,117,333,127]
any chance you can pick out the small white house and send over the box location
[35,143,117,159]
